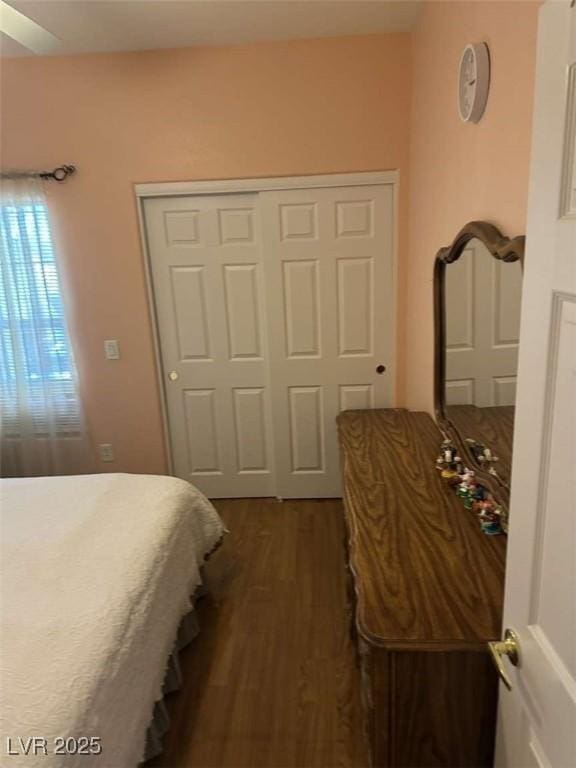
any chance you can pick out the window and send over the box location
[0,199,82,437]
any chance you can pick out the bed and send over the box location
[0,472,226,768]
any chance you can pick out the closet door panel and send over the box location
[144,193,275,497]
[260,185,395,498]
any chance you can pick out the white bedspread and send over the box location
[0,473,225,768]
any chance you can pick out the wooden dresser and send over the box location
[337,409,507,768]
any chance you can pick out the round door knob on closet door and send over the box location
[376,365,386,374]
[168,370,179,382]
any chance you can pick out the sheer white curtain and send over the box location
[0,176,93,477]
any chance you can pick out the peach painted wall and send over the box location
[405,1,540,413]
[1,34,412,474]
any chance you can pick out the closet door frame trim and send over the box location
[135,170,397,198]
[136,170,398,477]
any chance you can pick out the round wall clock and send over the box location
[458,43,490,123]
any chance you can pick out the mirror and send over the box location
[434,222,525,522]
[444,238,522,486]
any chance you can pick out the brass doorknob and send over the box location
[168,370,179,382]
[488,628,520,690]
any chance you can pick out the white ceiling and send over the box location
[0,0,422,58]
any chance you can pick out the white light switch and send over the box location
[104,340,120,360]
[99,443,114,462]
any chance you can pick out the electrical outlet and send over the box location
[104,340,120,360]
[99,443,114,462]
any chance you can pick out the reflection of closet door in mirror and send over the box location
[445,238,522,409]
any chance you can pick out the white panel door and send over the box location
[144,182,395,498]
[259,185,395,497]
[445,239,522,407]
[144,193,276,497]
[495,3,576,766]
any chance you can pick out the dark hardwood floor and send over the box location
[150,498,369,768]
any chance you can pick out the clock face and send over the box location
[459,48,476,121]
[458,43,490,123]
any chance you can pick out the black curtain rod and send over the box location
[0,165,77,182]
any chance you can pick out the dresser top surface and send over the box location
[337,408,506,650]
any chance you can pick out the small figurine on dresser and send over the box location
[475,501,503,535]
[436,439,503,535]
[456,469,476,509]
[436,440,464,477]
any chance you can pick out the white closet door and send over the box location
[144,182,395,499]
[144,194,276,497]
[259,184,395,498]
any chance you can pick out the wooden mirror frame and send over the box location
[434,221,525,518]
